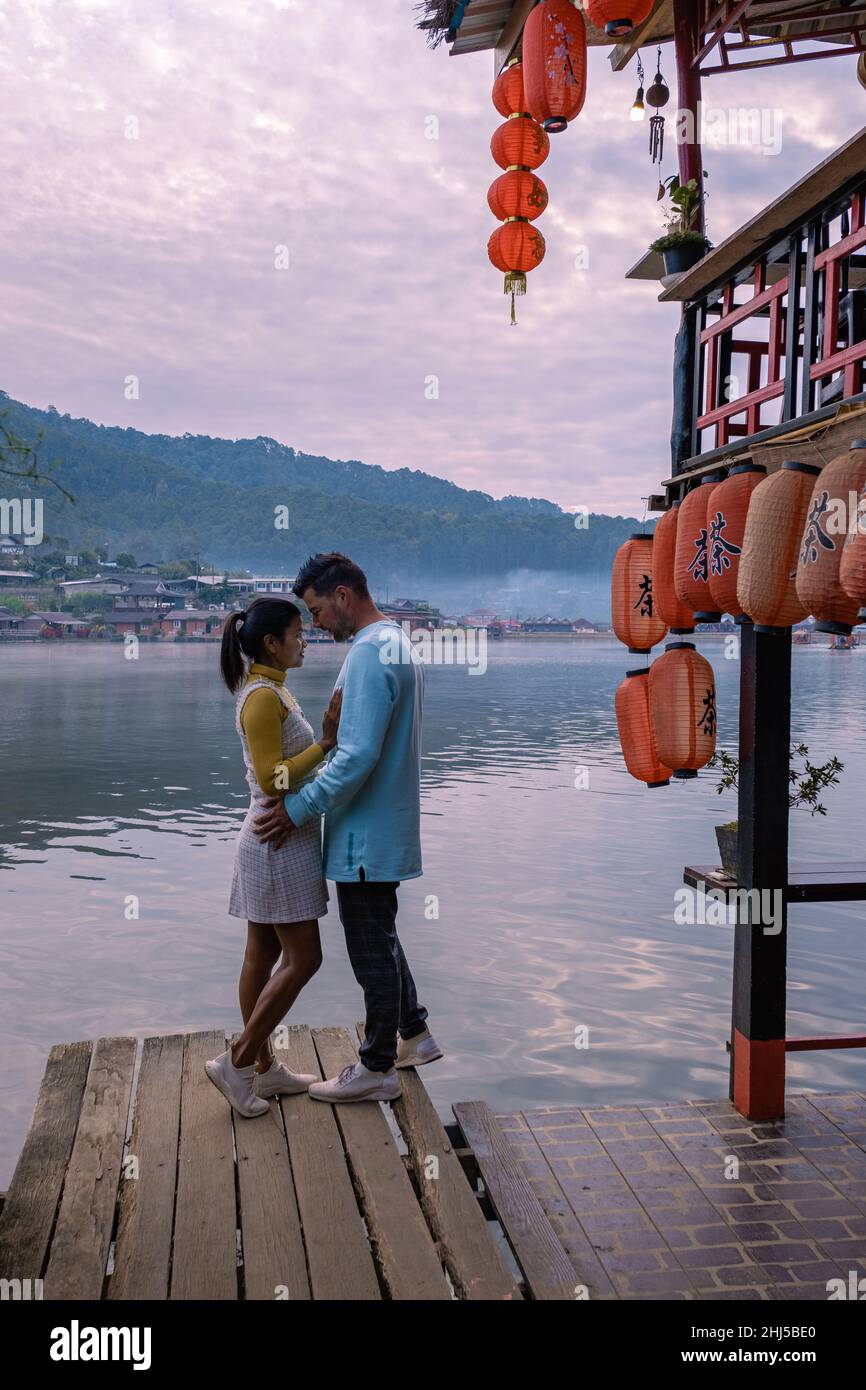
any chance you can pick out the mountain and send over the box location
[1,393,648,594]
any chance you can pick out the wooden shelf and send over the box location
[684,862,866,904]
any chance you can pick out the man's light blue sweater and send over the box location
[283,619,423,883]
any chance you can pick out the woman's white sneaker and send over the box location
[308,1061,401,1103]
[204,1050,269,1118]
[253,1060,318,1098]
[396,1029,443,1069]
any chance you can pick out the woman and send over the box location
[205,597,341,1118]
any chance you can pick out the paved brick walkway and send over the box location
[496,1091,866,1300]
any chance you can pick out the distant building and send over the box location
[0,535,24,557]
[0,569,36,587]
[64,554,81,567]
[379,598,442,629]
[153,608,225,639]
[521,617,575,634]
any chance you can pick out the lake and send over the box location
[1,636,865,1184]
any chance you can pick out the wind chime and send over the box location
[646,47,669,165]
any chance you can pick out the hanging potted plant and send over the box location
[650,173,710,281]
[708,743,844,877]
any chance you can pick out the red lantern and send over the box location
[841,458,866,618]
[523,0,588,134]
[492,60,525,117]
[490,116,550,170]
[652,503,695,634]
[796,440,866,634]
[737,461,820,633]
[585,0,653,37]
[706,464,767,621]
[487,169,548,222]
[674,473,726,622]
[615,669,672,788]
[611,534,668,653]
[649,642,717,779]
[488,222,545,324]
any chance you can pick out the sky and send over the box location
[1,0,862,515]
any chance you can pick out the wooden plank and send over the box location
[43,1036,137,1300]
[312,1027,450,1301]
[355,1021,521,1301]
[659,126,866,302]
[453,1101,577,1301]
[279,1025,380,1301]
[492,0,536,72]
[0,1040,91,1284]
[170,1030,238,1300]
[108,1034,183,1300]
[231,1033,309,1302]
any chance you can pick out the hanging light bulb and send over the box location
[630,53,645,121]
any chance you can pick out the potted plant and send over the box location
[708,743,844,877]
[650,173,711,281]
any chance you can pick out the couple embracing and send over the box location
[206,552,441,1117]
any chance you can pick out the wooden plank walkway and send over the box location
[455,1094,866,1300]
[0,1026,521,1301]
[4,1028,864,1301]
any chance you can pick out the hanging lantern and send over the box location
[737,461,821,633]
[646,46,669,164]
[615,669,672,788]
[840,455,866,619]
[585,0,653,38]
[706,464,767,622]
[796,440,866,635]
[611,534,668,653]
[490,115,550,170]
[674,473,725,623]
[649,641,717,779]
[652,502,695,633]
[488,221,546,324]
[523,0,588,134]
[492,59,525,117]
[487,169,548,222]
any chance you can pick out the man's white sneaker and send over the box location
[308,1061,401,1104]
[204,1049,270,1118]
[395,1029,443,1070]
[252,1060,318,1098]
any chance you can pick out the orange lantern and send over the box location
[706,463,767,621]
[523,0,588,134]
[487,169,548,222]
[796,440,866,634]
[674,472,725,622]
[652,502,695,633]
[840,449,866,618]
[611,534,668,653]
[585,0,653,36]
[488,221,545,324]
[649,641,717,780]
[737,461,820,633]
[492,59,525,117]
[615,669,672,788]
[490,115,550,170]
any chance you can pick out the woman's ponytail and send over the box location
[219,597,301,693]
[220,610,247,692]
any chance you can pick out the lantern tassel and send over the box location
[504,270,526,325]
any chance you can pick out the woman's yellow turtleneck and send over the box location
[240,662,325,797]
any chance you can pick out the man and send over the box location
[253,552,442,1102]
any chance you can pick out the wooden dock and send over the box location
[1,1026,864,1301]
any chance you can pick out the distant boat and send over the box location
[828,633,859,651]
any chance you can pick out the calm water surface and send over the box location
[1,637,865,1183]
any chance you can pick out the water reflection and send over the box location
[1,638,865,1183]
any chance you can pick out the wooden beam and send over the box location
[609,0,675,71]
[494,0,537,75]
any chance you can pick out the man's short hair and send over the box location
[293,552,370,600]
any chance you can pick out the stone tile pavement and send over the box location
[495,1091,866,1300]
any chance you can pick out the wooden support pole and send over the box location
[729,622,790,1121]
[673,0,704,214]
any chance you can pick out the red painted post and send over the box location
[673,0,703,225]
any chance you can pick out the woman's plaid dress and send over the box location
[228,677,329,924]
